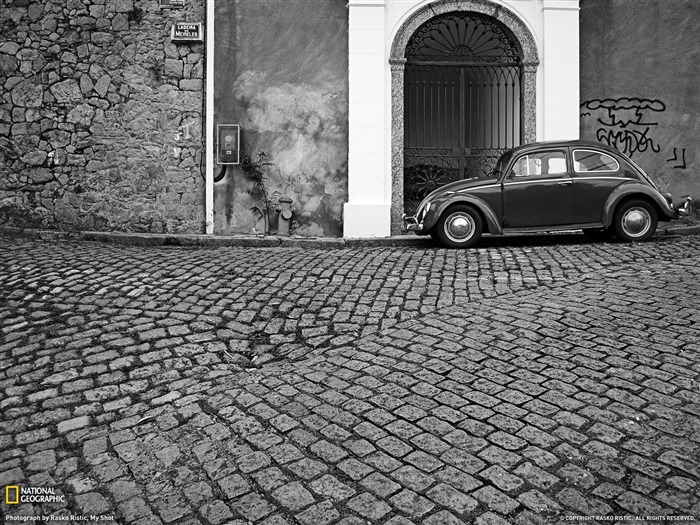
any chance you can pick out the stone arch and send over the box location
[390,0,539,234]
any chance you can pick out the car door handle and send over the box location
[558,180,573,186]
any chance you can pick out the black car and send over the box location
[403,140,691,248]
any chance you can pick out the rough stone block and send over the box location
[57,415,91,433]
[95,75,111,97]
[0,42,20,55]
[164,59,183,78]
[91,32,115,45]
[179,79,202,91]
[21,151,47,166]
[110,0,133,13]
[347,493,391,521]
[11,80,43,107]
[50,79,82,104]
[272,481,315,512]
[112,14,129,31]
[0,54,17,75]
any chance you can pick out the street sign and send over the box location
[170,22,203,43]
[160,0,185,8]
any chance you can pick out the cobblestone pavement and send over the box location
[1,233,699,525]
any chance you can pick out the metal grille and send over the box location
[405,12,521,64]
[404,13,523,213]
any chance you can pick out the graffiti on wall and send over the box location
[581,97,687,172]
[581,97,664,158]
[667,147,687,170]
[581,97,691,175]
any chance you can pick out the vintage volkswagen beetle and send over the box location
[403,140,691,248]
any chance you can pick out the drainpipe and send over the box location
[204,0,215,234]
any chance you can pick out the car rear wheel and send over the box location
[435,204,483,248]
[613,199,658,242]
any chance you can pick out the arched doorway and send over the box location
[403,12,523,214]
[390,0,539,233]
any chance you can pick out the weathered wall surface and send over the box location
[580,0,699,203]
[214,0,349,237]
[0,0,205,233]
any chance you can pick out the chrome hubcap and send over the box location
[621,208,651,237]
[445,213,475,242]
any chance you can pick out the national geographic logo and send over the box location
[5,485,65,504]
[5,486,19,504]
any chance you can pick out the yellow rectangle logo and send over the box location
[6,485,19,504]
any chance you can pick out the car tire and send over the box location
[582,227,614,241]
[435,204,483,248]
[612,199,658,242]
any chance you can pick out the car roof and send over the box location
[508,140,623,157]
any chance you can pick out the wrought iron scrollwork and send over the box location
[404,148,455,213]
[404,147,504,213]
[463,151,502,178]
[405,13,522,64]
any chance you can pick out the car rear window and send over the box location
[573,150,620,173]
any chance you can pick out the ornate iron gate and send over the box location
[404,13,523,213]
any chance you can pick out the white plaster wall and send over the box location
[345,0,580,238]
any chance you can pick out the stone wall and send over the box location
[0,0,206,233]
[580,0,699,205]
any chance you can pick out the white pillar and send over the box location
[344,0,391,238]
[205,0,215,234]
[542,0,580,140]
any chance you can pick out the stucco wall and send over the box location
[0,0,205,233]
[580,0,699,203]
[213,0,349,237]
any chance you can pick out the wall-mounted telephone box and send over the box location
[217,124,240,165]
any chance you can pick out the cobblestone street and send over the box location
[1,233,699,525]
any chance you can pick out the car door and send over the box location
[501,149,574,228]
[571,148,628,224]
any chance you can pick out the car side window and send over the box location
[573,149,620,173]
[510,151,567,178]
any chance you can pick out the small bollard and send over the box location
[277,196,293,237]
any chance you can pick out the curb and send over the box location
[659,223,700,237]
[1,224,699,249]
[0,226,434,249]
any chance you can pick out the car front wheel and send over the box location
[613,199,658,242]
[435,204,483,248]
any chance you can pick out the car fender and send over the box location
[602,183,675,225]
[429,195,503,235]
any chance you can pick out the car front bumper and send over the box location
[402,213,424,233]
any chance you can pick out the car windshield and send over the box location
[487,152,512,178]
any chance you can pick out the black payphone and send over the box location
[216,124,240,165]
